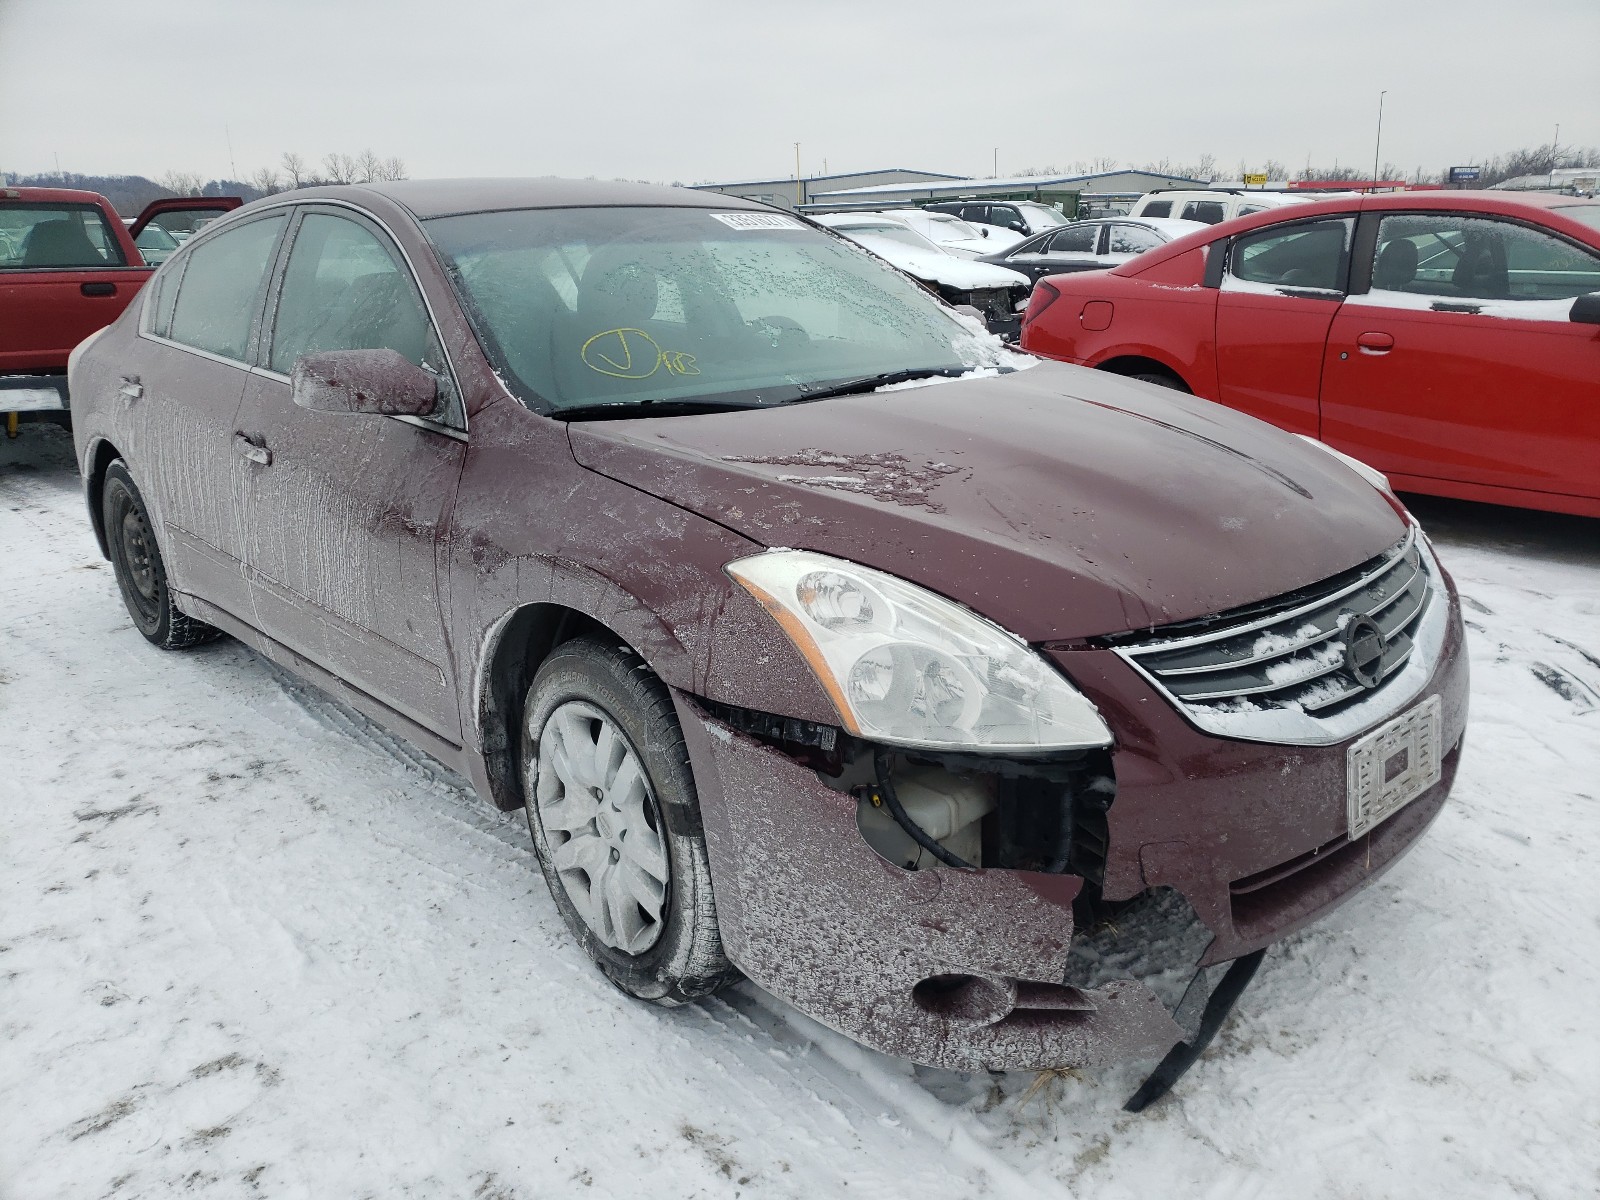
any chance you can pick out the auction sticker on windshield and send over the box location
[709,213,805,231]
[1346,695,1442,839]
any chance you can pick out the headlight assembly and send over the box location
[725,550,1112,752]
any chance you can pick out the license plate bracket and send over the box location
[1346,694,1442,839]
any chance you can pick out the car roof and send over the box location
[311,177,775,220]
[0,185,112,205]
[1108,188,1600,277]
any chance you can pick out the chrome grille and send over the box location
[1113,529,1441,745]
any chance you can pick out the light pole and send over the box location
[1371,90,1387,191]
[794,142,802,208]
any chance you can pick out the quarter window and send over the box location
[1140,200,1173,219]
[1371,213,1600,302]
[167,215,287,360]
[1230,219,1352,292]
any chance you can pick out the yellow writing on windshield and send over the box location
[581,328,700,380]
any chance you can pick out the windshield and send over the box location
[1017,203,1067,228]
[1552,204,1600,233]
[836,223,942,253]
[425,206,1008,414]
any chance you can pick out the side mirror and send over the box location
[980,227,990,238]
[291,348,437,417]
[1571,292,1600,325]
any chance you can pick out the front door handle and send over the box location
[234,432,271,466]
[1356,331,1395,355]
[118,376,142,402]
[81,282,117,297]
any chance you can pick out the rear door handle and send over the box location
[81,282,117,297]
[234,432,271,466]
[118,376,142,402]
[1356,331,1395,355]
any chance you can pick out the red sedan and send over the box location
[1020,191,1600,517]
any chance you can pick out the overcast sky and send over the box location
[2,0,1596,185]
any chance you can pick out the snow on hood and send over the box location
[846,232,1031,291]
[566,362,1407,640]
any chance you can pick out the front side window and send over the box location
[1046,224,1099,255]
[167,214,287,360]
[425,206,1008,415]
[1140,200,1173,219]
[1107,224,1163,255]
[269,213,444,385]
[1370,213,1600,303]
[1229,218,1352,292]
[0,203,126,269]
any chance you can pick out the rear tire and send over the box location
[521,635,737,1006]
[102,460,219,650]
[1129,371,1189,392]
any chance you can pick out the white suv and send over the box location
[1129,190,1313,225]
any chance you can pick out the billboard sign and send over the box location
[1449,166,1482,184]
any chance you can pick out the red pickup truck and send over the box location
[1,187,240,435]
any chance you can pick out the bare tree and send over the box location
[1195,152,1217,181]
[322,152,356,184]
[355,149,382,183]
[280,152,306,188]
[1090,155,1119,173]
[1262,159,1289,180]
[159,170,204,196]
[249,166,281,195]
[380,156,406,181]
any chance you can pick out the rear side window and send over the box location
[1047,225,1099,254]
[1181,201,1228,224]
[0,203,126,269]
[167,215,287,360]
[1107,224,1163,254]
[1140,200,1173,219]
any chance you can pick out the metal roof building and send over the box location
[691,168,967,211]
[804,169,1212,210]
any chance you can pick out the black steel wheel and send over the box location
[102,460,218,650]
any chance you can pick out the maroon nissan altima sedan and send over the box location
[66,179,1467,1086]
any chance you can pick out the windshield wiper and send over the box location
[793,366,973,403]
[553,397,777,421]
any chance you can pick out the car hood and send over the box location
[848,234,1031,291]
[566,362,1407,641]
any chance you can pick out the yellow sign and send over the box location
[1243,173,1268,186]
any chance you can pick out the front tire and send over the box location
[102,460,219,650]
[521,636,736,1006]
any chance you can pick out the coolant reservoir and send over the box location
[857,763,997,871]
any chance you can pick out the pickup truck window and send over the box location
[0,203,127,269]
[168,214,287,361]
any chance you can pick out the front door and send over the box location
[1212,216,1354,436]
[1320,210,1600,503]
[235,207,467,739]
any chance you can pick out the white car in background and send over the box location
[1128,190,1317,225]
[879,208,1025,257]
[814,213,1033,338]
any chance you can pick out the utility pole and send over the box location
[1552,123,1560,182]
[794,142,802,209]
[993,147,998,177]
[226,125,237,182]
[1371,90,1387,191]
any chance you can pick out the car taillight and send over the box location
[1023,280,1061,327]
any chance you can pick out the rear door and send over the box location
[1212,216,1354,435]
[1320,210,1600,501]
[1015,223,1108,281]
[134,210,290,621]
[0,199,147,376]
[236,206,467,739]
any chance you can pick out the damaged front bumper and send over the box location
[674,694,1183,1072]
[670,582,1467,1072]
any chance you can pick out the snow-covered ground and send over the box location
[3,422,1597,1199]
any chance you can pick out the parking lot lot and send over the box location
[4,420,1596,1199]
